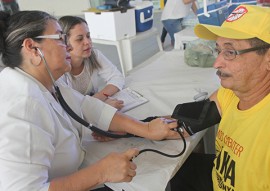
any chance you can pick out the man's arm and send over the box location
[209,90,221,116]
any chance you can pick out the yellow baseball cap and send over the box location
[194,5,270,44]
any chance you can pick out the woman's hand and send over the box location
[145,118,181,140]
[97,148,139,183]
[105,98,124,110]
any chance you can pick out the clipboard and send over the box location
[110,87,148,112]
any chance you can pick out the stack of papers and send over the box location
[111,87,148,112]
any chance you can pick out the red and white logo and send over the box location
[226,6,248,22]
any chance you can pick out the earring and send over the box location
[30,56,41,66]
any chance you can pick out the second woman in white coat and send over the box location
[59,16,125,110]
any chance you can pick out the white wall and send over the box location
[17,0,91,16]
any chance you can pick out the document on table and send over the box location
[110,87,148,112]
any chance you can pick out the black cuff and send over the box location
[140,116,159,122]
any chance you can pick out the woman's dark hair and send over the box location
[0,10,56,68]
[58,16,101,74]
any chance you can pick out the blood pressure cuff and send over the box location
[171,100,221,135]
[140,116,159,122]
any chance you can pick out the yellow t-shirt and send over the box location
[212,87,270,191]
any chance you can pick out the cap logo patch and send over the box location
[226,6,248,22]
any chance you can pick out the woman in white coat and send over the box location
[0,10,178,191]
[59,16,125,110]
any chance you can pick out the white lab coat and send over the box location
[0,67,117,191]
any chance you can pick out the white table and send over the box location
[174,27,198,50]
[83,51,220,191]
[92,27,163,77]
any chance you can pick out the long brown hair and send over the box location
[58,16,102,74]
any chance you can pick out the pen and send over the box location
[103,93,110,98]
[132,90,144,97]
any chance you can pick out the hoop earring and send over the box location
[30,56,41,66]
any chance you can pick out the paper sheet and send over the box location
[110,87,148,112]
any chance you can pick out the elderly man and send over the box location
[170,5,270,191]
